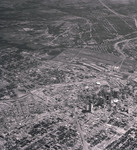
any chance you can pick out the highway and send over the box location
[97,0,134,29]
[114,36,137,69]
[114,37,137,57]
[74,109,89,150]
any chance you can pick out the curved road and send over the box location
[114,36,137,58]
[97,0,137,69]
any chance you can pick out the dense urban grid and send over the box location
[0,0,137,149]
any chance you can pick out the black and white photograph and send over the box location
[0,0,137,149]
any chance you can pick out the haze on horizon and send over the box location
[110,0,137,4]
